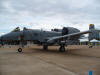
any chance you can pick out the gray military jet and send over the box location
[0,24,100,52]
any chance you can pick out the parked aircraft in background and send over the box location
[0,24,100,52]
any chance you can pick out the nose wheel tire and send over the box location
[18,48,22,52]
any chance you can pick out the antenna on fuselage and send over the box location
[23,27,29,30]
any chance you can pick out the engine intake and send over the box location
[62,27,68,35]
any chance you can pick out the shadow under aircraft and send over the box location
[0,24,100,52]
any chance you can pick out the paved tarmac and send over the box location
[0,45,100,75]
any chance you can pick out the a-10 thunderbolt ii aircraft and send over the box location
[0,24,100,52]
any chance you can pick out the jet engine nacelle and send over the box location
[62,27,80,35]
[62,27,68,35]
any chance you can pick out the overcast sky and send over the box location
[0,0,100,36]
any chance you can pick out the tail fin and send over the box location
[89,24,100,41]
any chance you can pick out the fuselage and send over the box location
[0,27,80,45]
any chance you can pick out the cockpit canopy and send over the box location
[12,27,20,32]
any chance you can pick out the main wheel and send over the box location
[43,45,48,50]
[18,48,22,52]
[59,46,65,52]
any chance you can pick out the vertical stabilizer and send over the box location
[89,24,99,41]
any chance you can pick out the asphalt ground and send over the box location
[0,45,100,75]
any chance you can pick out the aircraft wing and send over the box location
[47,30,94,43]
[47,29,100,43]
